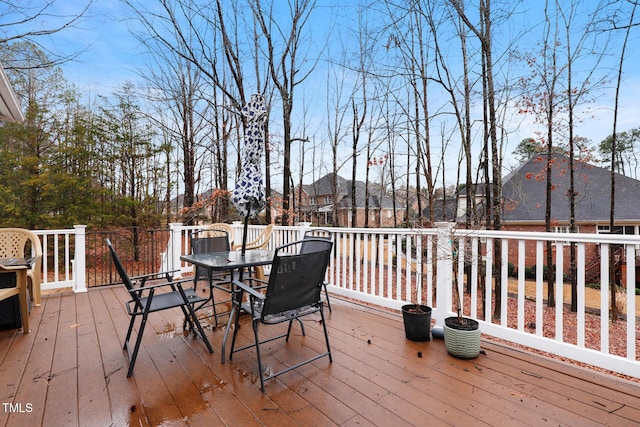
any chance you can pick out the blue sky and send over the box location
[9,0,640,189]
[38,1,147,94]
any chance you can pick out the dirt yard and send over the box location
[507,278,640,318]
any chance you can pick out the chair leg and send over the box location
[319,306,333,363]
[17,270,30,333]
[175,283,213,354]
[124,314,137,350]
[125,294,156,377]
[285,318,305,341]
[204,269,222,328]
[254,266,266,281]
[285,320,294,340]
[127,313,148,377]
[228,296,243,361]
[182,302,213,354]
[323,282,332,313]
[32,278,41,306]
[209,282,220,328]
[252,319,266,393]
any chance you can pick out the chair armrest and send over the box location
[232,242,261,250]
[0,264,28,272]
[131,277,194,293]
[232,279,266,300]
[129,269,180,282]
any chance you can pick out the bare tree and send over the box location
[424,2,477,229]
[608,0,637,321]
[558,0,611,312]
[126,1,219,225]
[324,54,350,227]
[126,0,277,225]
[448,0,501,231]
[0,1,92,69]
[349,6,374,228]
[252,0,318,225]
[380,1,434,226]
[448,0,506,318]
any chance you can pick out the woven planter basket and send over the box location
[443,316,480,359]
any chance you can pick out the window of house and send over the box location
[555,226,569,234]
[597,225,637,235]
[597,225,640,250]
[554,225,579,245]
[310,197,316,205]
[324,196,332,204]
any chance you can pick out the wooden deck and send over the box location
[1,284,639,427]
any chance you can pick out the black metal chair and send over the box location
[228,239,333,392]
[106,239,213,377]
[190,229,235,327]
[301,228,334,312]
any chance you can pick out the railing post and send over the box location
[434,222,455,325]
[297,222,312,241]
[73,225,87,293]
[168,223,183,275]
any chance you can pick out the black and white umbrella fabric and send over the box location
[230,94,268,253]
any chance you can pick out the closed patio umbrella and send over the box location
[230,94,267,254]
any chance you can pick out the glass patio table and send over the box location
[180,249,274,362]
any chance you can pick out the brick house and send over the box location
[494,154,640,285]
[296,173,404,228]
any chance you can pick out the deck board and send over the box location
[1,284,639,427]
[47,291,78,426]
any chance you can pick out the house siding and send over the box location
[297,173,404,228]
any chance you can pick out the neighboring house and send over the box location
[297,173,404,227]
[501,154,640,284]
[435,155,640,285]
[425,183,488,225]
[421,197,458,224]
[500,154,640,231]
[0,63,24,122]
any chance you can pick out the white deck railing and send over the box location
[34,222,639,378]
[33,225,87,295]
[168,221,639,378]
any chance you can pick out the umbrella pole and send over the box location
[241,213,250,255]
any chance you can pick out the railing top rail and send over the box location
[33,229,76,235]
[450,227,640,245]
[272,225,436,236]
[276,224,640,244]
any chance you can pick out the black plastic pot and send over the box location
[401,304,432,342]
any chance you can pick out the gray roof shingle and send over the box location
[502,154,640,223]
[302,173,396,210]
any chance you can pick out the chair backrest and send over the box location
[0,228,42,260]
[0,228,43,286]
[300,229,333,255]
[261,239,333,319]
[190,230,230,279]
[202,223,234,244]
[234,224,274,250]
[191,229,230,253]
[105,239,136,293]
